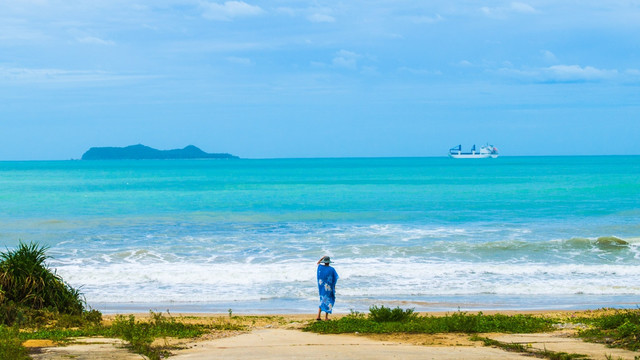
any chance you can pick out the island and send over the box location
[81,144,238,160]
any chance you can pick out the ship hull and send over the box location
[449,153,492,159]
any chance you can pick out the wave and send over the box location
[56,258,640,304]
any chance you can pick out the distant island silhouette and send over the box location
[81,144,238,160]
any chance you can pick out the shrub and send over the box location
[369,305,418,322]
[0,242,84,317]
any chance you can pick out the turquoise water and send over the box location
[1,156,639,312]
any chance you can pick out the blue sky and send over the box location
[1,0,639,159]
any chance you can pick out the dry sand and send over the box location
[26,311,640,360]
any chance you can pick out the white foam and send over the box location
[55,258,640,304]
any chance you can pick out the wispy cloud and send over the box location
[332,50,359,69]
[545,65,617,81]
[200,1,264,21]
[498,64,619,83]
[397,67,442,76]
[510,2,537,14]
[541,50,557,63]
[0,66,147,84]
[308,13,335,23]
[481,2,538,18]
[76,36,115,46]
[226,56,253,65]
[408,14,443,24]
[276,6,336,23]
[0,21,48,41]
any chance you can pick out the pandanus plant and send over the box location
[0,242,84,315]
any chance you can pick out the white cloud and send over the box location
[458,60,473,67]
[76,36,115,46]
[201,1,263,21]
[308,13,335,23]
[332,50,359,69]
[226,56,252,65]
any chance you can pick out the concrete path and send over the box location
[170,329,531,360]
[488,332,640,360]
[29,338,145,360]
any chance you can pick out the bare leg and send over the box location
[324,312,329,321]
[317,308,322,320]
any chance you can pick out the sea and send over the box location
[1,156,639,313]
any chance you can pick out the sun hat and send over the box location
[320,256,332,264]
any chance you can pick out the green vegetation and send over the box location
[572,309,640,351]
[305,306,555,334]
[0,326,30,360]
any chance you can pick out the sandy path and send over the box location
[170,329,531,360]
[489,332,640,360]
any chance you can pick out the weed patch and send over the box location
[107,311,218,360]
[574,309,640,351]
[305,307,555,334]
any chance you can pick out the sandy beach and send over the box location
[27,311,640,360]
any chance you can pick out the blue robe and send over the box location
[317,265,339,313]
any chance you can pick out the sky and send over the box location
[1,0,639,159]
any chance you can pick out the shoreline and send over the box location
[98,308,625,321]
[91,298,640,315]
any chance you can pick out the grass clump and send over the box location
[305,306,555,334]
[575,309,640,351]
[107,311,214,360]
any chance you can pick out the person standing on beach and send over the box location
[316,256,339,321]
